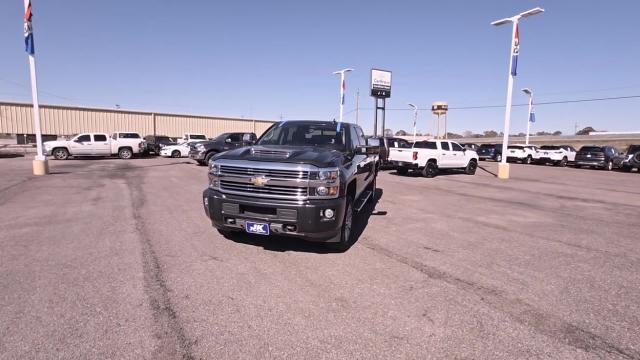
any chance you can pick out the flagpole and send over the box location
[24,0,48,175]
[526,93,533,145]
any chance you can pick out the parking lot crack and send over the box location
[362,242,640,359]
[123,168,198,360]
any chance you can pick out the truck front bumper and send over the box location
[202,188,346,242]
[189,149,206,161]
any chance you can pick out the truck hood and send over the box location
[214,145,344,168]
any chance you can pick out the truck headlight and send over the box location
[314,186,339,196]
[209,162,220,175]
[208,162,221,189]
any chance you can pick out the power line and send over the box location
[346,94,640,112]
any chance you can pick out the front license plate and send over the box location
[245,221,269,235]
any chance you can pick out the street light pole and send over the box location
[491,7,544,179]
[522,88,533,145]
[408,103,417,142]
[333,68,353,123]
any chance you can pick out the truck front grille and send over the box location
[220,180,308,200]
[220,165,309,180]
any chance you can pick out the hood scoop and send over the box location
[250,147,292,159]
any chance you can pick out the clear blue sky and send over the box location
[1,0,639,135]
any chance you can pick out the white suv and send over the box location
[536,145,577,167]
[506,144,538,164]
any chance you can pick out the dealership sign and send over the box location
[370,69,392,98]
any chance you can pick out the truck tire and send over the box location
[171,150,181,158]
[396,167,408,176]
[604,160,613,171]
[495,154,502,162]
[203,151,217,166]
[422,161,438,178]
[558,157,568,167]
[330,196,354,252]
[118,147,133,160]
[523,156,532,165]
[52,148,69,160]
[465,160,477,175]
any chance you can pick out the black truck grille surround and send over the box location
[218,165,311,200]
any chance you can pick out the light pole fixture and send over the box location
[332,68,354,123]
[491,7,544,179]
[522,88,534,145]
[408,103,418,142]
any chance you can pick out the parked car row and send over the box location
[463,142,640,172]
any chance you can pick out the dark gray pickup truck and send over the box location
[202,120,379,250]
[188,132,257,165]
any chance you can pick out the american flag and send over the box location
[510,23,519,76]
[24,0,34,55]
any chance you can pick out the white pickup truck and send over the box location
[177,133,208,144]
[389,140,479,177]
[44,132,145,160]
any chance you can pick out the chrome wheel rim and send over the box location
[54,149,66,159]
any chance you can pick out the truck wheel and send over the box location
[118,148,133,160]
[203,151,217,166]
[465,160,477,175]
[52,148,69,160]
[330,196,354,252]
[495,154,502,162]
[523,156,532,165]
[604,160,613,171]
[396,167,408,176]
[171,150,181,158]
[558,157,568,167]
[422,162,438,178]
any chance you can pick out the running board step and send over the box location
[354,190,373,212]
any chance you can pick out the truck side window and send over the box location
[228,134,243,143]
[77,134,91,142]
[111,133,117,140]
[451,142,463,152]
[355,127,366,146]
[441,142,451,151]
[93,134,107,142]
[349,126,361,150]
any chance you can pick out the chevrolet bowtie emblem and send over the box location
[250,175,269,186]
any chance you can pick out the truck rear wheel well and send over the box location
[426,158,438,166]
[118,146,133,152]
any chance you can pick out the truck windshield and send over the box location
[257,122,346,150]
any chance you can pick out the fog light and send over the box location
[316,186,328,196]
[324,209,335,219]
[226,218,236,225]
[283,224,297,232]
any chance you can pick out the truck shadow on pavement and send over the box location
[223,188,385,254]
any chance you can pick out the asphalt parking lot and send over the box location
[1,156,639,359]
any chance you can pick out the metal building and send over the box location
[0,101,275,141]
